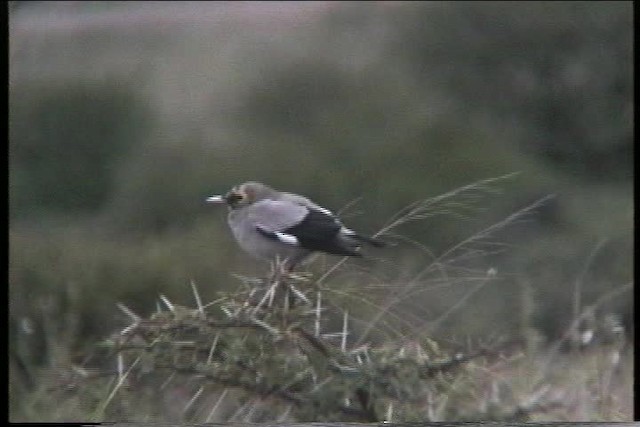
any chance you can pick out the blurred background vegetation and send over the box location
[9,1,632,421]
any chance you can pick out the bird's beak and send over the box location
[205,195,225,204]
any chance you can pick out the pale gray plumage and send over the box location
[205,181,384,269]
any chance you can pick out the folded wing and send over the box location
[251,199,359,256]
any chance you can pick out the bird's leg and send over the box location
[266,257,312,310]
[268,257,290,282]
[280,258,297,309]
[266,257,291,308]
[282,258,296,275]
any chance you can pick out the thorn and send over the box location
[191,280,205,315]
[159,294,175,312]
[116,302,141,322]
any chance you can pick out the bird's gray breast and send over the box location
[227,200,310,261]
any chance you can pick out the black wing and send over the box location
[257,208,360,256]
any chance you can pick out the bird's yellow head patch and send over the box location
[223,181,274,209]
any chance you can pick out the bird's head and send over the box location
[205,181,275,209]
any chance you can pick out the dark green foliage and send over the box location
[9,81,154,218]
[63,275,518,422]
[13,272,629,422]
[385,2,632,182]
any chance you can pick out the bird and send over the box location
[205,181,385,270]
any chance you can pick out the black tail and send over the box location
[353,234,386,248]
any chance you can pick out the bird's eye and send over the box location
[225,192,244,204]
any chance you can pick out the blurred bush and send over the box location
[10,81,155,219]
[385,2,633,183]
